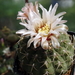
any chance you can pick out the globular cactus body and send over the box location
[16,33,74,75]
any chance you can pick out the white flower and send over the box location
[16,3,68,50]
[17,2,40,21]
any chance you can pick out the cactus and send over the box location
[16,33,74,75]
[15,2,74,75]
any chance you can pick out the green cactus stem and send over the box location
[16,33,74,75]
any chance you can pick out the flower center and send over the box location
[38,24,50,34]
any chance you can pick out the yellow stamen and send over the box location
[38,24,50,34]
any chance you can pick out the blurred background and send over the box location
[0,0,75,31]
[0,0,75,75]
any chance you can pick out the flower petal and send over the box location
[20,22,32,30]
[41,37,47,44]
[41,37,49,49]
[34,39,40,48]
[22,31,37,36]
[50,3,58,17]
[27,38,34,47]
[16,29,27,35]
[56,12,66,18]
[34,33,41,39]
[50,12,66,23]
[49,30,60,37]
[41,39,49,50]
[51,16,63,28]
[54,24,68,32]
[35,2,41,16]
[48,4,52,13]
[59,20,67,24]
[50,36,60,48]
[39,4,47,22]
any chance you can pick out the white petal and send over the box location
[28,10,35,21]
[39,4,47,22]
[29,10,41,21]
[56,12,66,18]
[49,30,60,36]
[59,20,67,24]
[48,4,52,13]
[34,33,41,40]
[32,18,42,28]
[41,37,49,49]
[35,2,41,16]
[33,33,41,48]
[50,3,58,17]
[50,12,66,23]
[41,37,47,44]
[16,29,27,34]
[33,11,41,19]
[20,22,31,30]
[22,31,36,36]
[54,24,68,32]
[34,39,40,48]
[27,38,34,47]
[17,11,24,16]
[17,17,26,20]
[41,39,49,50]
[51,17,63,28]
[27,20,35,31]
[32,17,42,23]
[50,36,60,48]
